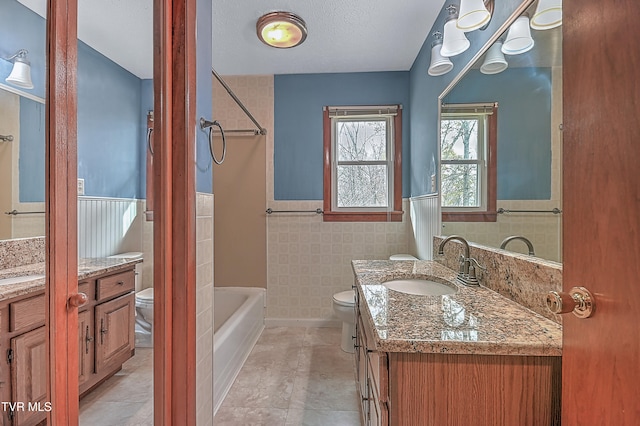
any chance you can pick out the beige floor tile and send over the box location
[303,327,343,347]
[221,365,296,410]
[297,345,355,375]
[214,406,288,425]
[285,408,361,426]
[79,401,152,426]
[288,371,359,411]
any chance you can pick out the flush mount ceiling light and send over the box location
[457,0,494,32]
[480,40,508,74]
[428,32,454,76]
[501,15,535,55]
[530,0,562,30]
[256,12,307,49]
[3,49,34,89]
[440,6,471,57]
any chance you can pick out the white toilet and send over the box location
[107,252,152,347]
[332,290,356,353]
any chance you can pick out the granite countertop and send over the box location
[352,260,562,357]
[0,257,143,301]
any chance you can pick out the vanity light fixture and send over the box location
[457,0,494,32]
[440,5,471,57]
[501,15,534,55]
[530,0,562,30]
[480,39,508,74]
[3,49,33,89]
[428,32,454,76]
[256,11,307,49]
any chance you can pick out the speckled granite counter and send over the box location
[352,260,562,356]
[0,257,143,301]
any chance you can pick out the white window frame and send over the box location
[330,113,395,212]
[440,108,490,213]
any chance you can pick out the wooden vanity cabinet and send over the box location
[354,288,562,426]
[0,265,136,425]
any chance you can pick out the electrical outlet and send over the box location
[77,178,85,196]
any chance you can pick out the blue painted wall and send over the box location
[444,68,552,199]
[18,97,45,202]
[409,0,526,198]
[273,72,411,200]
[0,1,46,99]
[196,0,213,193]
[77,41,142,199]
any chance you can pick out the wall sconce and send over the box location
[501,15,534,55]
[3,49,34,89]
[530,0,562,30]
[457,0,494,32]
[256,12,307,49]
[428,32,454,76]
[441,6,470,57]
[480,39,508,74]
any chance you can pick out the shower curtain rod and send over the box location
[211,68,268,136]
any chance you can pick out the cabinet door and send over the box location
[10,326,47,426]
[78,309,94,389]
[95,293,135,374]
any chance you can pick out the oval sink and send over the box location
[383,279,457,296]
[0,274,45,286]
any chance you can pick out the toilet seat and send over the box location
[333,290,355,307]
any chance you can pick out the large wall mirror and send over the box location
[439,0,562,263]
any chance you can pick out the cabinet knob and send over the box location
[68,292,88,308]
[546,287,595,318]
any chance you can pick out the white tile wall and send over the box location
[196,192,214,426]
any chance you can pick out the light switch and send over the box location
[77,178,85,195]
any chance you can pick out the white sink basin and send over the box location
[0,274,45,285]
[383,279,457,296]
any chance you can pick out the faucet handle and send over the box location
[468,257,485,271]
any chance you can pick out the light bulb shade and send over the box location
[480,41,508,74]
[530,0,562,30]
[501,16,535,55]
[428,42,454,76]
[256,12,307,48]
[5,57,33,89]
[457,0,491,32]
[441,17,470,57]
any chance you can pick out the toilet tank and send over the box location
[108,252,144,292]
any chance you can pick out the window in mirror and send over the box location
[323,105,403,222]
[441,103,497,222]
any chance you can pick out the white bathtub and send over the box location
[213,287,265,414]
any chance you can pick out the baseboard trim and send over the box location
[265,318,341,328]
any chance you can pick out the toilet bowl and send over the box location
[332,290,356,353]
[135,287,154,347]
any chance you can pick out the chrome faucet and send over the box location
[437,235,483,286]
[500,235,535,256]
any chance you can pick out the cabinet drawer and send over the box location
[10,294,45,332]
[96,269,135,301]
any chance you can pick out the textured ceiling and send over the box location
[17,0,446,79]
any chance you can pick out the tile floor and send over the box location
[214,327,361,425]
[78,327,359,425]
[79,347,153,426]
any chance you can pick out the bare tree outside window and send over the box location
[441,118,480,207]
[336,120,389,208]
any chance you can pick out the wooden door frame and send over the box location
[153,0,197,424]
[46,0,197,423]
[46,0,80,423]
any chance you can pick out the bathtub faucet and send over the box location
[500,235,535,256]
[437,235,483,286]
